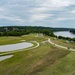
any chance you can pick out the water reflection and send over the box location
[54,31,75,38]
[0,55,13,61]
[0,42,33,52]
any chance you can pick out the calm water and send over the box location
[54,31,75,38]
[0,42,33,52]
[0,55,13,61]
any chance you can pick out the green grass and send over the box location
[0,36,21,45]
[0,34,72,75]
[0,34,46,45]
[40,52,75,75]
[51,37,75,49]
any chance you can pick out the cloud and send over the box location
[34,0,75,11]
[71,10,75,14]
[0,7,25,23]
[0,0,75,27]
[54,17,75,21]
[30,7,49,13]
[30,0,73,14]
[0,15,25,23]
[0,8,4,12]
[30,14,53,21]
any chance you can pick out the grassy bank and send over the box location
[0,34,72,75]
[51,37,75,49]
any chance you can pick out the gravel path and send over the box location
[48,38,75,51]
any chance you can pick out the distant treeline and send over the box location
[0,26,74,32]
[0,26,75,42]
[70,29,75,34]
[57,36,75,42]
[0,26,55,36]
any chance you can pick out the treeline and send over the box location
[0,26,74,32]
[0,26,75,42]
[70,29,75,34]
[0,26,55,36]
[57,36,75,42]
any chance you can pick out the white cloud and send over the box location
[0,7,7,13]
[30,7,49,13]
[55,18,67,21]
[71,10,75,14]
[0,15,25,23]
[55,17,75,21]
[0,0,75,27]
[37,0,75,10]
[0,8,4,12]
[0,7,25,23]
[29,0,75,19]
[30,14,53,21]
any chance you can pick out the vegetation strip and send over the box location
[48,38,75,51]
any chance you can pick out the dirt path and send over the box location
[48,38,75,51]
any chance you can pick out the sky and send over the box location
[0,0,75,28]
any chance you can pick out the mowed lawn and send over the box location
[42,51,75,75]
[0,34,74,75]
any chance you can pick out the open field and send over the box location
[0,34,75,75]
[41,51,75,75]
[51,37,75,49]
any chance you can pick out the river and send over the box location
[54,31,75,38]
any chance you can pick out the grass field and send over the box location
[51,37,75,49]
[0,34,75,75]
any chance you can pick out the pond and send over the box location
[0,42,33,52]
[54,31,75,38]
[0,55,13,61]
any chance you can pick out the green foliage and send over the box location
[0,26,55,37]
[70,29,75,34]
[57,36,75,42]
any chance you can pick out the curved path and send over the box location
[48,38,75,51]
[0,41,40,56]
